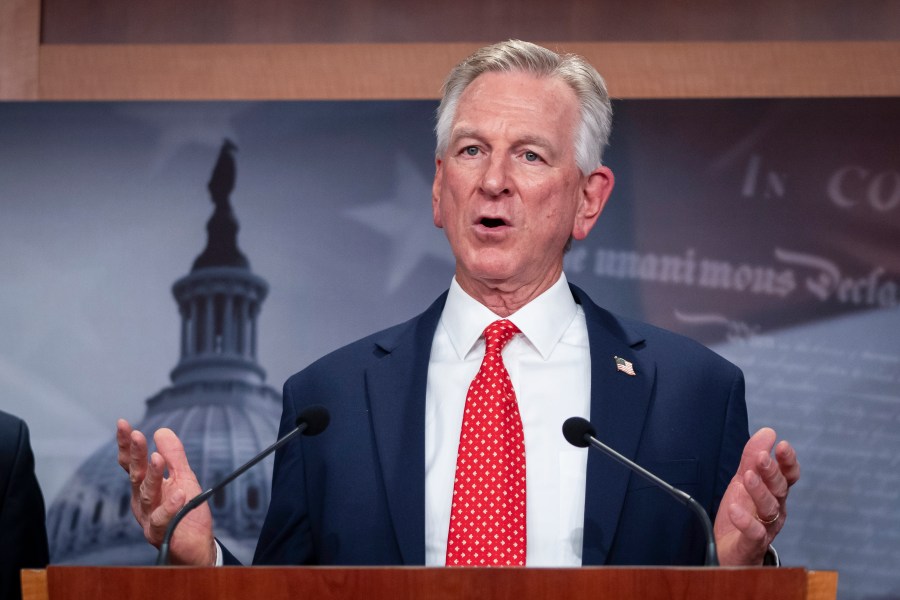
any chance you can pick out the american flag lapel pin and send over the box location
[614,356,636,376]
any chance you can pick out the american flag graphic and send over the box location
[614,356,636,376]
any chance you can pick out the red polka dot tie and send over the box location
[446,319,526,567]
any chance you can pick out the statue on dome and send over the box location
[192,139,249,271]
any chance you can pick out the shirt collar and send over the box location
[441,273,578,361]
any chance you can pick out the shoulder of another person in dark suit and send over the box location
[0,409,28,467]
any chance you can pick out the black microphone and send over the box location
[562,416,719,566]
[156,405,330,565]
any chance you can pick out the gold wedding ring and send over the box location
[756,510,780,525]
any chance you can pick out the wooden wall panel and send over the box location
[2,0,899,100]
[39,0,900,44]
[0,0,41,99]
[37,42,900,100]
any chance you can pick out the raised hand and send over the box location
[116,420,217,566]
[714,427,800,565]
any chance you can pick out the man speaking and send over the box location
[118,40,799,568]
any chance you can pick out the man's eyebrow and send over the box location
[450,129,557,152]
[449,127,482,144]
[516,134,556,151]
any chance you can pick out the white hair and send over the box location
[435,40,613,175]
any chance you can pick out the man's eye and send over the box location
[524,151,540,162]
[464,146,479,156]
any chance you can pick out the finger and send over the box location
[128,429,149,491]
[727,502,769,561]
[743,468,780,524]
[735,428,777,476]
[153,428,196,480]
[755,450,789,501]
[775,440,801,486]
[139,451,166,514]
[146,488,186,546]
[116,419,133,471]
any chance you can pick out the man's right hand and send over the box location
[116,419,217,566]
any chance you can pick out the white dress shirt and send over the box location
[424,273,591,566]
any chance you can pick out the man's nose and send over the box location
[480,154,512,197]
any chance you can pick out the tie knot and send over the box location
[483,319,520,355]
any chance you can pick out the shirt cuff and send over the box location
[214,540,224,567]
[763,544,780,566]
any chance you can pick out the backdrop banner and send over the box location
[1,99,897,598]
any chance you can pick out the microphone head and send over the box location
[296,405,330,436]
[562,416,596,448]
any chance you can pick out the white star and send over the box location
[342,153,453,293]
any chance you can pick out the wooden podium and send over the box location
[23,566,837,600]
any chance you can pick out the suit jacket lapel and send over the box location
[571,285,656,565]
[360,285,654,565]
[364,292,447,565]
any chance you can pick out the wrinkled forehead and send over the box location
[450,71,581,145]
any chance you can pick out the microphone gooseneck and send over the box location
[155,404,330,565]
[562,416,719,566]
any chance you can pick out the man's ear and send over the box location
[432,158,444,229]
[572,165,614,241]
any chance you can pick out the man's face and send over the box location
[432,70,612,300]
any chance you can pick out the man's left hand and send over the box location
[714,427,800,565]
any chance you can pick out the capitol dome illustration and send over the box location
[47,140,282,565]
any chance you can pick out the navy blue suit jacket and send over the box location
[0,411,49,600]
[239,285,748,566]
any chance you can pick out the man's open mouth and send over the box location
[480,217,507,228]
